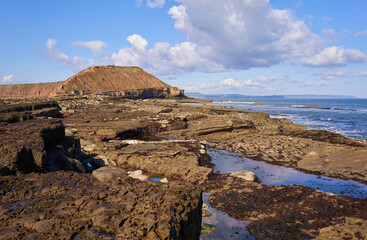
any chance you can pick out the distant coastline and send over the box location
[186,92,358,99]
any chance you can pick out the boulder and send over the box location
[128,170,150,181]
[230,170,258,182]
[92,166,127,183]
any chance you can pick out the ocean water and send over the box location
[210,98,367,140]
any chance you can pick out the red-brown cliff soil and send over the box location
[0,66,184,99]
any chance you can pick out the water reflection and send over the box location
[200,192,254,240]
[208,148,367,199]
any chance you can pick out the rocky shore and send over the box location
[1,96,366,239]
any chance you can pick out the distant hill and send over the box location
[186,93,356,99]
[0,66,184,99]
[185,92,206,99]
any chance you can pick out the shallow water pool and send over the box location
[200,192,254,240]
[208,148,367,199]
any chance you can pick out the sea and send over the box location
[209,98,367,141]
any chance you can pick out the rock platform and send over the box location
[1,96,366,239]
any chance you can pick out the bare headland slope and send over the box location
[0,66,184,98]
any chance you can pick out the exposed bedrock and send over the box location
[0,171,202,240]
[0,119,85,175]
[0,101,61,123]
[1,96,366,239]
[203,173,367,240]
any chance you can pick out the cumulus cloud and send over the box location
[126,34,148,50]
[220,78,241,88]
[46,39,58,50]
[42,1,346,77]
[315,69,367,80]
[42,39,94,72]
[71,40,107,54]
[168,0,322,70]
[2,74,14,83]
[243,79,260,86]
[42,1,366,78]
[111,34,224,77]
[181,73,306,94]
[147,0,166,8]
[355,30,367,37]
[135,0,166,8]
[301,46,367,67]
[303,80,331,86]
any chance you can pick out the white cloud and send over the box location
[126,34,148,50]
[135,0,166,8]
[42,39,94,72]
[315,69,367,80]
[168,0,322,70]
[355,30,367,37]
[303,80,331,86]
[111,34,224,77]
[41,1,331,77]
[220,78,241,88]
[71,40,107,54]
[301,46,367,67]
[147,0,166,8]
[181,73,307,94]
[243,79,260,86]
[2,74,14,83]
[46,39,57,50]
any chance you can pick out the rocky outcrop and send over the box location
[114,141,212,184]
[0,171,202,239]
[0,66,184,99]
[0,101,61,123]
[0,102,85,175]
[2,96,367,239]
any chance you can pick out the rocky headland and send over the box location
[0,67,366,239]
[0,66,184,99]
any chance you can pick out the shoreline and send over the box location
[1,96,366,239]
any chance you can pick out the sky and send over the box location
[1,0,367,97]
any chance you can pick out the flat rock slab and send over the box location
[207,177,367,239]
[115,142,212,184]
[0,171,202,239]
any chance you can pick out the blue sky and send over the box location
[1,0,367,97]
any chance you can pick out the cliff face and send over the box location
[0,66,184,99]
[0,82,62,99]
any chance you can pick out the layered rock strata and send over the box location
[0,66,184,99]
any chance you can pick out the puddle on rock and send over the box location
[200,192,254,240]
[150,177,161,181]
[208,148,367,199]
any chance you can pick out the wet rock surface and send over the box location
[208,179,367,239]
[1,96,366,239]
[0,171,202,240]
